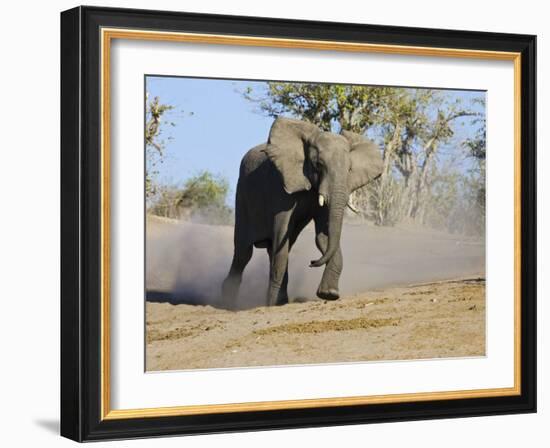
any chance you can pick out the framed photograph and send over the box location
[60,6,536,441]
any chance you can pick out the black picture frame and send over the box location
[61,5,536,442]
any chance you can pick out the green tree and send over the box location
[148,171,233,225]
[177,171,230,210]
[245,82,395,133]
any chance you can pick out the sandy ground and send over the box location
[146,278,485,370]
[145,215,485,371]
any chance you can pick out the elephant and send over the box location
[222,117,384,307]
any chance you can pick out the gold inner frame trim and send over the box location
[100,27,522,421]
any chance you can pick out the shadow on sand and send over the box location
[145,289,314,311]
[146,289,243,310]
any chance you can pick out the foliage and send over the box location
[463,97,486,161]
[145,94,175,198]
[462,96,486,234]
[148,171,234,225]
[245,83,395,133]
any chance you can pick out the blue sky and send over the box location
[146,76,485,204]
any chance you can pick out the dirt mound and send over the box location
[253,317,400,335]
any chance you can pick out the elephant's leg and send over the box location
[280,268,289,304]
[275,218,310,305]
[222,244,253,303]
[267,246,289,306]
[314,220,343,300]
[266,240,290,306]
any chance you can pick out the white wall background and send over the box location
[0,0,546,446]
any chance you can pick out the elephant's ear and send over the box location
[341,130,384,193]
[264,117,319,194]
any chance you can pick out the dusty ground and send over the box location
[146,216,485,309]
[146,278,485,371]
[145,216,485,371]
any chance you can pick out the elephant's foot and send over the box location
[266,286,289,307]
[275,293,289,306]
[317,266,341,300]
[221,276,239,303]
[316,286,340,301]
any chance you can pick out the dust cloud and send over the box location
[146,215,485,310]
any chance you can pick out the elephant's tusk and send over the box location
[318,194,325,207]
[347,201,360,214]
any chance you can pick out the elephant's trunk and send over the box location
[310,187,347,267]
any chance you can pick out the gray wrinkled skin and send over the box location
[222,117,383,306]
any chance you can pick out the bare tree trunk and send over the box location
[373,124,402,225]
[409,138,436,221]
